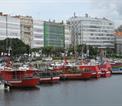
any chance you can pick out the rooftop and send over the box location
[115,32,122,37]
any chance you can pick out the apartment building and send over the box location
[44,21,65,48]
[115,32,122,55]
[19,16,33,47]
[31,20,44,48]
[67,14,115,48]
[0,12,20,40]
[65,24,71,48]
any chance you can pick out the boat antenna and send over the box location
[5,15,8,55]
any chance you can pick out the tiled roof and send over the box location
[115,32,122,37]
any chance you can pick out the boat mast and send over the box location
[81,20,83,60]
[72,12,81,61]
[6,15,8,55]
[73,12,77,61]
[6,15,12,56]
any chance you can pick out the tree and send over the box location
[67,46,74,56]
[31,48,41,53]
[11,38,30,55]
[0,38,30,56]
[51,47,60,57]
[42,46,53,56]
[0,40,5,53]
[76,44,87,55]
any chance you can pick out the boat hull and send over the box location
[60,73,93,80]
[101,71,111,77]
[40,77,60,84]
[91,72,101,78]
[112,67,122,74]
[100,62,112,77]
[6,78,39,88]
[111,62,122,74]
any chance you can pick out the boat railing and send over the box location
[76,59,99,66]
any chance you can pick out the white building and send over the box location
[65,24,71,48]
[31,20,44,48]
[19,16,33,47]
[67,14,115,48]
[0,13,20,40]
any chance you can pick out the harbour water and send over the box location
[0,75,122,106]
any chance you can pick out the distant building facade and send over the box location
[65,24,71,48]
[0,12,20,40]
[115,32,122,55]
[44,21,65,48]
[31,20,44,48]
[67,14,115,48]
[19,16,33,47]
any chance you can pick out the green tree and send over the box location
[42,46,53,56]
[88,46,98,58]
[0,38,30,56]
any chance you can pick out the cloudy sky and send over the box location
[0,0,121,27]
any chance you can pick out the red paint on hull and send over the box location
[101,71,111,78]
[60,73,93,80]
[8,78,40,88]
[40,77,60,84]
[1,69,40,88]
[79,65,101,79]
[100,62,112,78]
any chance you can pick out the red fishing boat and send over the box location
[60,63,101,80]
[51,58,100,80]
[60,64,83,80]
[100,61,112,77]
[0,65,40,88]
[79,65,101,78]
[0,57,40,88]
[35,63,60,84]
[39,71,60,84]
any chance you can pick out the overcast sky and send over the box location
[0,0,121,27]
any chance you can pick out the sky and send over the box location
[0,0,122,27]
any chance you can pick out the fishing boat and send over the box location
[35,64,60,84]
[111,62,122,74]
[0,57,40,88]
[100,61,112,77]
[1,66,40,88]
[60,64,83,80]
[79,65,101,79]
[51,59,101,80]
[38,71,60,84]
[60,60,101,80]
[60,66,95,80]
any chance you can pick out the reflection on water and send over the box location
[0,75,122,106]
